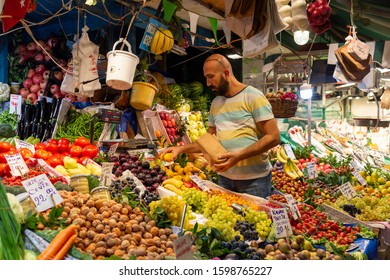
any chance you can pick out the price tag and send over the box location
[173,234,194,260]
[190,175,208,190]
[9,94,22,115]
[352,170,367,186]
[270,208,293,238]
[5,153,29,176]
[98,109,121,124]
[283,144,296,159]
[306,161,318,179]
[107,143,119,157]
[22,174,63,212]
[284,194,301,220]
[350,160,363,172]
[15,139,35,154]
[100,162,114,186]
[339,182,357,200]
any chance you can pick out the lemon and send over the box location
[163,152,173,162]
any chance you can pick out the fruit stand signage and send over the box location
[283,144,296,159]
[101,162,114,186]
[108,143,119,157]
[350,160,363,172]
[284,194,301,220]
[5,153,28,176]
[339,182,357,200]
[306,161,318,179]
[190,175,208,190]
[15,139,35,154]
[352,170,367,186]
[9,94,22,115]
[173,234,194,260]
[270,208,293,238]
[22,174,63,212]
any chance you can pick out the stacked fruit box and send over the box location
[157,110,191,145]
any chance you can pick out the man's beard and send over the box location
[210,77,229,97]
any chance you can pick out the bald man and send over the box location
[161,54,280,198]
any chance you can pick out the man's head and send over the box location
[203,54,233,97]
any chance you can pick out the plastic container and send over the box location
[106,38,139,90]
[16,193,37,216]
[130,81,158,110]
[90,186,111,202]
[70,175,89,194]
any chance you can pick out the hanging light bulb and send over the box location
[294,30,310,45]
[300,82,313,99]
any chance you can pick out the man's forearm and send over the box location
[178,142,202,154]
[237,135,280,161]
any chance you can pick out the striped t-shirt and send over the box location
[208,86,274,180]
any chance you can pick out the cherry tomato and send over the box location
[35,143,47,150]
[46,142,58,153]
[19,148,34,160]
[69,145,82,157]
[0,142,11,153]
[34,149,50,160]
[74,137,91,148]
[81,144,98,158]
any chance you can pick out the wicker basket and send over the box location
[268,98,298,118]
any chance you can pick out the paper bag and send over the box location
[195,133,227,166]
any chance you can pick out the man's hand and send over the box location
[212,151,241,172]
[159,146,182,162]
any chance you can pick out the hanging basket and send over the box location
[268,98,298,118]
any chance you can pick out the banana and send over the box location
[150,29,160,54]
[157,29,166,54]
[276,146,288,164]
[164,29,174,52]
[288,158,304,177]
[283,161,299,179]
[162,178,183,188]
[162,183,183,196]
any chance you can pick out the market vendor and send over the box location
[161,54,280,198]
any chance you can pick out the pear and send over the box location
[303,240,314,251]
[295,235,305,245]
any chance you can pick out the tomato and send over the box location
[19,148,34,160]
[0,142,11,153]
[74,137,91,148]
[9,145,17,153]
[35,143,46,150]
[46,142,58,153]
[34,149,50,160]
[0,150,17,163]
[0,163,10,176]
[69,145,82,157]
[47,139,58,145]
[61,151,71,157]
[71,156,82,164]
[58,138,70,146]
[48,156,63,168]
[81,144,98,158]
[58,143,69,153]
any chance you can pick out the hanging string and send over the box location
[350,0,357,38]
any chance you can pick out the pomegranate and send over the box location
[29,84,40,94]
[43,70,50,80]
[19,88,30,98]
[27,42,37,51]
[33,52,44,63]
[27,69,36,79]
[40,80,47,89]
[26,93,38,104]
[16,44,27,55]
[37,89,45,97]
[22,78,33,89]
[35,64,46,75]
[32,74,43,85]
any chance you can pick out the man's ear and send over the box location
[224,69,230,78]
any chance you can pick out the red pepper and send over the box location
[306,0,332,25]
[310,19,331,35]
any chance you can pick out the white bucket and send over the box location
[106,38,139,90]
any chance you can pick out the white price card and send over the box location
[284,194,301,220]
[352,170,367,186]
[9,94,22,115]
[339,182,357,200]
[350,160,363,172]
[107,143,119,157]
[22,174,63,212]
[15,139,35,154]
[306,161,318,179]
[270,208,293,238]
[190,175,208,190]
[173,234,194,260]
[5,153,29,176]
[100,162,114,186]
[283,144,296,159]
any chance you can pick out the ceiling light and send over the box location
[227,53,242,59]
[293,30,310,45]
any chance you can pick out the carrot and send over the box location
[37,224,77,260]
[52,234,77,260]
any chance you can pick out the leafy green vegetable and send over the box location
[87,175,100,192]
[38,206,66,229]
[149,205,172,228]
[188,223,226,259]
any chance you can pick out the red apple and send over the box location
[19,88,30,98]
[23,78,33,89]
[27,68,36,79]
[32,73,43,85]
[29,84,40,94]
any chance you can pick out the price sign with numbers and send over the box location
[350,160,363,172]
[352,170,367,186]
[284,194,301,220]
[107,143,119,157]
[22,174,63,212]
[306,161,318,179]
[173,234,194,260]
[270,208,293,238]
[190,175,208,190]
[339,182,357,200]
[283,144,296,159]
[15,139,35,154]
[5,153,29,176]
[100,162,114,186]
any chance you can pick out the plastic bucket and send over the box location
[130,81,158,110]
[106,38,139,90]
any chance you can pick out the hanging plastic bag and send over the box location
[61,26,101,97]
